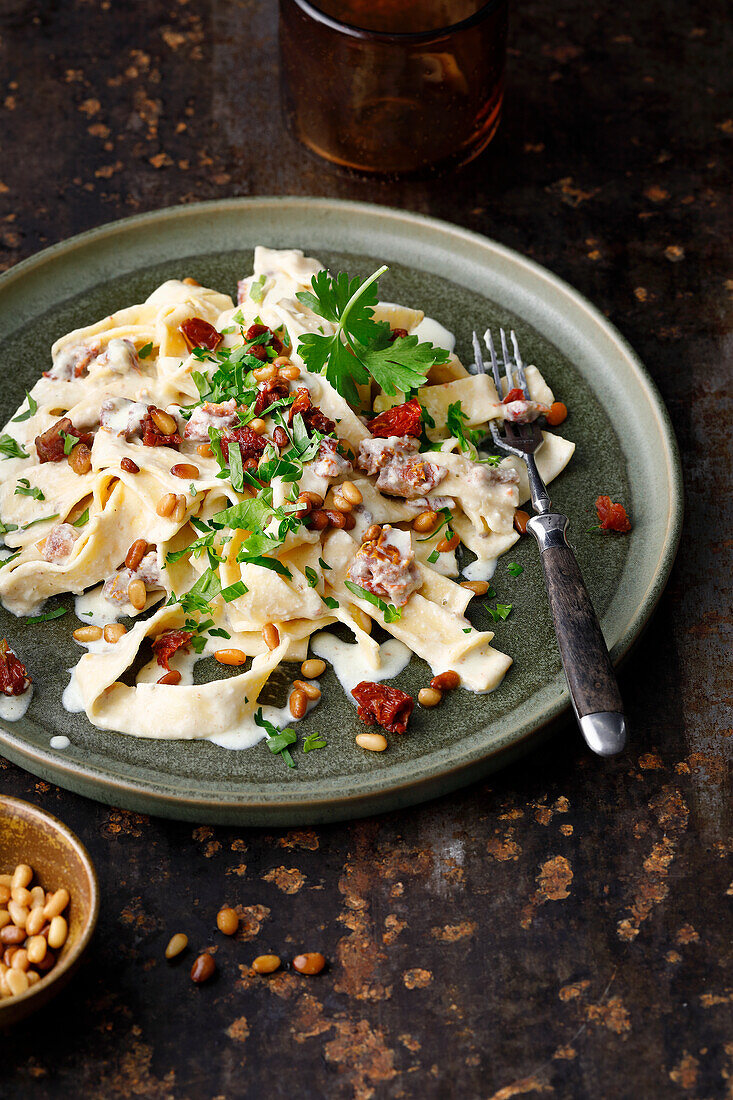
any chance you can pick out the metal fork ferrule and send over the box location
[527,512,569,552]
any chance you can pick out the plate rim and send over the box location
[0,196,683,823]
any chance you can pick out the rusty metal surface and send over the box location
[0,1,731,1096]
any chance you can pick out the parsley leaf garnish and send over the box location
[0,435,29,460]
[138,342,154,359]
[254,708,297,768]
[21,513,59,530]
[26,607,67,624]
[484,602,512,622]
[303,732,327,752]
[250,274,267,303]
[296,267,449,404]
[344,580,402,623]
[507,562,523,577]
[12,393,38,423]
[14,479,44,501]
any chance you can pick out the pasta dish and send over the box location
[0,248,574,755]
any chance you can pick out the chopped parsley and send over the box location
[296,267,449,405]
[0,435,29,460]
[484,602,512,622]
[138,341,154,359]
[26,607,67,624]
[255,709,297,768]
[344,580,402,623]
[0,519,18,535]
[507,562,523,577]
[20,513,59,530]
[303,732,327,753]
[12,393,38,423]
[14,478,44,501]
[60,432,76,456]
[304,566,319,589]
[250,274,267,303]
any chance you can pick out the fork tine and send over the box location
[510,330,529,398]
[500,328,513,392]
[471,330,485,374]
[484,329,504,400]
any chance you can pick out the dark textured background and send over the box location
[0,1,731,1097]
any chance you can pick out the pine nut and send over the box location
[42,889,69,921]
[252,954,281,974]
[253,364,277,382]
[26,970,40,987]
[6,969,28,996]
[197,442,213,458]
[331,493,352,513]
[248,418,267,434]
[214,649,247,666]
[289,688,308,719]
[217,907,239,936]
[0,925,25,945]
[11,865,32,890]
[342,512,356,530]
[171,462,199,480]
[121,457,140,474]
[0,876,11,887]
[292,952,326,975]
[128,578,147,611]
[295,493,313,516]
[279,365,300,380]
[68,442,92,476]
[413,510,439,534]
[0,886,8,906]
[104,623,127,644]
[308,509,329,531]
[350,606,373,634]
[36,949,55,972]
[514,509,530,535]
[301,658,326,679]
[460,580,489,595]
[125,537,148,571]
[0,912,9,931]
[26,936,47,965]
[25,907,45,936]
[190,952,216,983]
[8,901,28,927]
[151,408,178,436]
[156,492,177,518]
[302,491,323,509]
[73,625,102,643]
[157,670,182,685]
[355,732,387,752]
[172,495,187,523]
[325,509,346,529]
[262,623,279,651]
[47,915,68,949]
[430,670,460,692]
[436,531,460,553]
[11,887,31,907]
[182,276,200,286]
[165,932,188,959]
[11,949,29,971]
[272,356,291,368]
[418,687,443,707]
[30,886,45,908]
[362,524,382,543]
[339,481,362,505]
[293,679,321,701]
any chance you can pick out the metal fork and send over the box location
[472,328,627,757]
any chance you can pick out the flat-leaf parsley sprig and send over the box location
[296,267,450,405]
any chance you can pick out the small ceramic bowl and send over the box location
[0,796,99,1026]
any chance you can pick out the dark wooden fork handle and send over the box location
[528,513,626,755]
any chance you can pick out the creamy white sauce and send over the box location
[311,633,411,701]
[412,316,456,354]
[50,734,70,750]
[75,585,121,627]
[209,694,321,751]
[0,685,33,721]
[462,556,498,583]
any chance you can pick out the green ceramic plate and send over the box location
[0,198,682,824]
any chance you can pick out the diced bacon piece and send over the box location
[368,398,423,438]
[102,551,161,607]
[0,639,31,697]
[219,425,268,462]
[179,318,222,351]
[467,463,519,489]
[140,406,182,449]
[347,525,421,608]
[357,435,420,475]
[100,398,150,439]
[311,437,353,481]
[35,418,93,464]
[376,455,446,499]
[236,279,249,306]
[42,522,80,564]
[45,343,100,381]
[151,629,193,672]
[403,495,456,513]
[501,399,549,423]
[95,338,141,374]
[135,551,161,588]
[184,399,239,441]
[287,388,336,435]
[254,376,290,416]
[595,495,632,533]
[351,681,414,734]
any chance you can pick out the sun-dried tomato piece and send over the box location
[368,398,423,439]
[219,425,268,462]
[389,327,408,341]
[503,387,524,404]
[180,318,222,352]
[35,418,93,463]
[351,681,415,734]
[245,324,283,355]
[287,387,336,435]
[595,495,632,533]
[151,629,194,672]
[0,639,30,697]
[254,377,290,416]
[140,406,182,449]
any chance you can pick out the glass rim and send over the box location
[286,0,506,43]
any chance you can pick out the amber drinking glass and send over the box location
[279,0,508,175]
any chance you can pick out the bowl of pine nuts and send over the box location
[0,796,99,1026]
